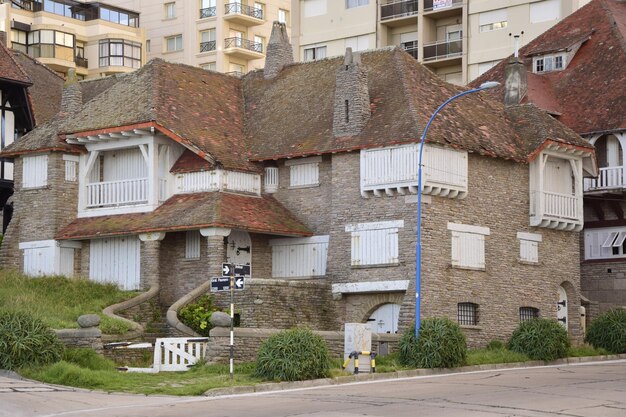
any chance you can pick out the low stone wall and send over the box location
[55,327,103,353]
[102,343,154,367]
[207,327,400,364]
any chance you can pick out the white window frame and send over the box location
[517,232,542,264]
[478,8,508,33]
[303,45,326,61]
[63,154,79,182]
[286,156,321,188]
[303,0,326,17]
[346,220,403,267]
[22,154,48,188]
[533,53,566,73]
[164,2,176,19]
[448,222,490,270]
[346,0,368,9]
[185,230,201,259]
[278,8,288,24]
[165,34,183,52]
[530,0,560,23]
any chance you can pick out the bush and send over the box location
[399,318,467,368]
[178,295,217,336]
[508,318,570,361]
[585,309,626,354]
[255,327,331,381]
[0,311,64,370]
[487,339,505,350]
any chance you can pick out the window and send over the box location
[200,0,216,18]
[345,35,369,52]
[253,2,265,18]
[278,8,288,24]
[530,0,560,23]
[458,303,479,326]
[165,34,183,52]
[22,155,48,188]
[448,223,490,269]
[479,9,507,32]
[200,62,216,71]
[264,167,278,193]
[254,35,264,53]
[478,60,498,76]
[533,53,566,73]
[200,29,216,52]
[146,39,151,52]
[63,155,79,182]
[99,39,141,68]
[164,2,176,19]
[346,220,402,266]
[303,45,326,61]
[519,307,540,322]
[517,232,541,263]
[585,228,626,260]
[27,30,74,61]
[10,29,27,53]
[100,7,139,27]
[286,156,320,187]
[270,236,329,278]
[185,231,201,259]
[346,0,368,8]
[304,0,326,17]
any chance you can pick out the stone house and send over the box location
[0,22,597,346]
[473,0,626,316]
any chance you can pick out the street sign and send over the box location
[223,262,251,278]
[234,276,245,290]
[211,277,230,292]
[222,263,233,276]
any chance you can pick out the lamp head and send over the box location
[479,81,500,90]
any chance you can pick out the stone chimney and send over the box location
[0,31,7,47]
[263,21,293,79]
[60,68,82,115]
[504,56,527,106]
[333,48,370,137]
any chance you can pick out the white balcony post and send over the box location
[147,142,159,208]
[539,154,547,220]
[616,133,626,189]
[79,150,100,213]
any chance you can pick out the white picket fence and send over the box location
[120,337,209,373]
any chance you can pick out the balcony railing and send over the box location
[423,39,462,61]
[75,57,88,68]
[402,43,418,59]
[224,37,263,53]
[200,41,216,53]
[86,178,148,208]
[199,6,217,18]
[225,3,263,19]
[380,0,418,21]
[424,0,463,12]
[531,190,579,221]
[584,166,625,191]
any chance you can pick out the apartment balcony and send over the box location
[199,6,217,19]
[530,190,583,231]
[223,3,264,26]
[200,41,217,53]
[85,178,167,209]
[422,39,462,66]
[380,0,418,27]
[423,0,463,18]
[402,43,418,59]
[223,37,264,60]
[584,166,626,194]
[75,57,88,68]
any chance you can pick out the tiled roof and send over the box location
[60,60,258,172]
[55,192,312,240]
[245,48,588,163]
[11,51,63,125]
[472,0,626,135]
[0,42,31,86]
[170,149,215,173]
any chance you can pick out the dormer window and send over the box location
[533,53,565,73]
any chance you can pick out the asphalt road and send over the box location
[2,360,626,417]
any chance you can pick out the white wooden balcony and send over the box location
[175,169,261,195]
[86,178,148,208]
[584,166,625,193]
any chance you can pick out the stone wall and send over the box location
[55,328,103,353]
[581,261,626,313]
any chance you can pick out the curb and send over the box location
[203,353,626,397]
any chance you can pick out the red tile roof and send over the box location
[472,0,626,135]
[0,42,31,86]
[55,192,312,240]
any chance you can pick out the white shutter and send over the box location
[22,155,48,188]
[303,0,326,17]
[448,223,489,269]
[530,0,560,23]
[185,231,201,259]
[270,236,329,278]
[517,232,541,263]
[90,236,141,290]
[63,154,79,182]
[350,228,399,266]
[286,157,321,187]
[479,8,507,26]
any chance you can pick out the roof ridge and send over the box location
[601,0,626,55]
[0,44,31,85]
[12,49,63,81]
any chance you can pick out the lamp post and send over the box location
[415,81,500,338]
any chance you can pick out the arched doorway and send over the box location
[367,303,400,334]
[226,230,252,277]
[557,286,568,330]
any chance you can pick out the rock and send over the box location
[77,314,101,328]
[210,312,232,328]
[254,299,263,305]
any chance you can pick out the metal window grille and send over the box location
[519,307,539,322]
[457,302,478,325]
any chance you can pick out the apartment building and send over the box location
[292,0,590,85]
[0,0,145,79]
[105,0,291,75]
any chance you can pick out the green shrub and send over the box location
[585,309,626,354]
[0,311,64,370]
[255,327,331,381]
[399,318,467,368]
[178,295,217,336]
[487,340,505,350]
[508,318,570,361]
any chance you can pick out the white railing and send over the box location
[86,178,148,208]
[584,166,624,191]
[264,167,279,193]
[361,144,419,190]
[543,191,579,220]
[176,169,261,195]
[123,337,208,373]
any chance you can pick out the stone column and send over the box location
[200,227,231,277]
[139,232,166,290]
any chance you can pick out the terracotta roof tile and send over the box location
[472,0,626,135]
[55,192,312,240]
[0,42,31,86]
[170,149,215,173]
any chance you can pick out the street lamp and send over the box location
[415,81,500,338]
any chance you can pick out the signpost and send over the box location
[218,262,247,380]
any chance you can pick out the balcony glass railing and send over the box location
[423,39,462,61]
[380,0,418,21]
[224,37,263,53]
[423,0,463,12]
[224,3,263,19]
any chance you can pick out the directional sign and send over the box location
[222,263,233,276]
[211,277,231,292]
[223,263,251,278]
[234,276,245,290]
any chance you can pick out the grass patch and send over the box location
[567,344,609,357]
[467,348,529,365]
[0,270,138,334]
